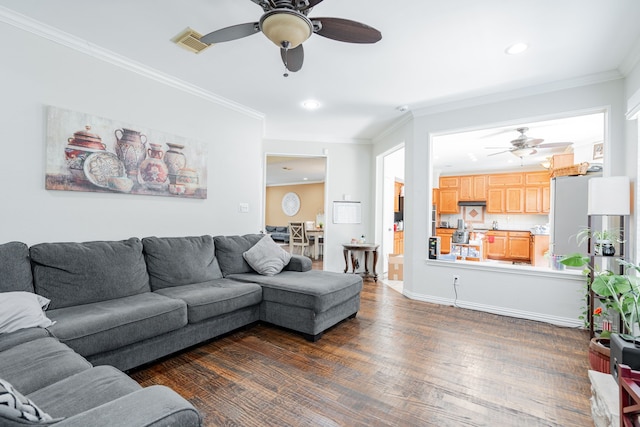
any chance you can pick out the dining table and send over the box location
[306,228,324,260]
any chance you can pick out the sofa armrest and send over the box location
[285,255,312,272]
[53,386,201,427]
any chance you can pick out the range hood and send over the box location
[458,201,486,206]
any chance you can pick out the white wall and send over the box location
[0,22,264,245]
[374,78,632,326]
[264,139,372,273]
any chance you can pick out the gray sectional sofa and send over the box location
[0,234,362,427]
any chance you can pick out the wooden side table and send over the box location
[342,243,379,282]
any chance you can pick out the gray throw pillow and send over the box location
[243,235,291,276]
[214,234,264,276]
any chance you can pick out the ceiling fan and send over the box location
[486,127,573,158]
[199,0,382,75]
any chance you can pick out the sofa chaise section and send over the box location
[214,234,363,341]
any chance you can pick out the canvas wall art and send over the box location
[45,106,208,199]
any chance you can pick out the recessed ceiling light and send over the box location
[505,42,528,55]
[302,99,321,110]
[397,105,409,112]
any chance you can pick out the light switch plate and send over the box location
[239,203,249,213]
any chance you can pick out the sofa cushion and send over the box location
[0,242,34,293]
[265,225,277,232]
[46,293,187,358]
[0,378,56,424]
[0,292,54,334]
[228,270,363,313]
[214,234,263,276]
[142,235,223,290]
[275,226,288,233]
[30,238,150,310]
[154,279,262,323]
[0,328,50,353]
[243,235,291,276]
[0,337,92,395]
[27,366,141,420]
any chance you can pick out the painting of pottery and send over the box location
[45,106,207,199]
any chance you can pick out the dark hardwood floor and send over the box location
[129,280,593,427]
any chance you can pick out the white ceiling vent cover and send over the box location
[172,28,211,54]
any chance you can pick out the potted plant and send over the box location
[575,227,623,256]
[561,252,640,373]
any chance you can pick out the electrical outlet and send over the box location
[453,275,460,286]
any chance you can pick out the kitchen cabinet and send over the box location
[459,175,487,201]
[439,176,459,188]
[524,186,550,213]
[436,228,455,254]
[394,181,404,212]
[487,173,524,187]
[485,231,508,258]
[486,230,532,261]
[394,231,404,254]
[438,189,459,214]
[505,187,524,213]
[530,234,550,267]
[508,231,531,260]
[486,188,505,213]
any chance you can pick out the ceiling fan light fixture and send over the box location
[260,9,313,49]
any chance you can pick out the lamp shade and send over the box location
[260,10,312,49]
[587,176,631,215]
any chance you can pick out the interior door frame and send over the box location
[263,153,328,269]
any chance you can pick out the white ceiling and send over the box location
[266,155,326,186]
[1,0,639,147]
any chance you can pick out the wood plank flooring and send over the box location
[129,281,593,427]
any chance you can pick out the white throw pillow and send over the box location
[0,378,55,423]
[0,292,55,334]
[243,235,292,276]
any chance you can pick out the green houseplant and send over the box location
[561,254,640,338]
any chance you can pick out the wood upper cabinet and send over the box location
[438,189,459,214]
[459,175,487,201]
[394,231,404,254]
[508,232,531,260]
[505,187,524,213]
[487,173,524,187]
[525,171,551,185]
[394,181,403,212]
[486,188,505,213]
[523,171,551,214]
[439,176,459,188]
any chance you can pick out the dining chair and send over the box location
[289,222,310,256]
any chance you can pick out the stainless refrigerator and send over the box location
[549,173,602,259]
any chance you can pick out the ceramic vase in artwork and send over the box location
[164,143,187,184]
[139,143,169,190]
[114,128,147,180]
[176,168,199,195]
[65,125,106,183]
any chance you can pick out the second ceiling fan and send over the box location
[199,0,382,75]
[486,127,573,158]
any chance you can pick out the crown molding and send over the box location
[620,36,640,77]
[0,6,265,122]
[410,70,624,118]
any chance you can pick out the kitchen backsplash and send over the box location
[439,211,549,231]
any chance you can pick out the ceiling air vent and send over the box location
[172,28,211,54]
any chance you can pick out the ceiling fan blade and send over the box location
[488,150,511,156]
[538,142,573,148]
[300,0,324,11]
[200,22,260,44]
[281,44,304,72]
[312,17,382,43]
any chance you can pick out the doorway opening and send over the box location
[264,155,327,270]
[379,145,405,292]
